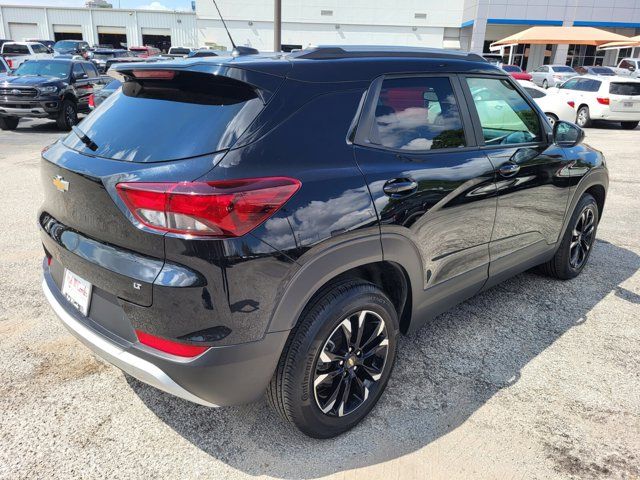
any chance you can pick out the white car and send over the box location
[550,75,640,129]
[0,41,52,69]
[518,80,576,126]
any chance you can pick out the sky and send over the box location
[0,0,193,10]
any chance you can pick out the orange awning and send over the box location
[491,26,631,48]
[599,35,640,50]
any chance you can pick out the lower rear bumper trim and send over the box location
[42,276,219,407]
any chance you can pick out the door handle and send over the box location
[383,179,418,196]
[498,162,520,177]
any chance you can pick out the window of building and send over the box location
[565,44,606,67]
[371,76,467,151]
[466,77,541,145]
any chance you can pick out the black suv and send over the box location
[39,46,608,438]
[0,58,108,130]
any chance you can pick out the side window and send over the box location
[587,80,602,92]
[72,63,85,78]
[540,66,549,73]
[32,44,47,54]
[370,76,466,151]
[524,87,545,99]
[83,63,98,78]
[561,78,579,90]
[620,60,630,69]
[466,77,542,145]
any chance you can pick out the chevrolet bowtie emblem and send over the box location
[53,175,69,192]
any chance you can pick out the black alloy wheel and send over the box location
[267,280,398,438]
[569,204,596,270]
[313,309,389,417]
[539,193,599,280]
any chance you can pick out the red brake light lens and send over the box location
[116,177,301,237]
[88,93,95,108]
[131,69,176,80]
[135,330,208,357]
[7,58,13,69]
[567,101,575,108]
[597,97,610,105]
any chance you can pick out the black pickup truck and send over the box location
[0,58,110,130]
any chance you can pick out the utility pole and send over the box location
[274,0,281,52]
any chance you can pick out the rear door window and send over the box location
[62,71,264,162]
[524,87,545,99]
[610,82,640,96]
[83,63,99,78]
[466,77,542,145]
[369,76,467,150]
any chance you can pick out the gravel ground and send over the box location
[0,118,638,480]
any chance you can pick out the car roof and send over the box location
[582,74,640,83]
[115,45,501,83]
[93,48,127,53]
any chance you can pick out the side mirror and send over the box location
[553,121,584,147]
[73,72,88,81]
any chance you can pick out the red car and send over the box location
[501,65,532,81]
[128,46,161,58]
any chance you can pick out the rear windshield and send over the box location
[502,65,521,72]
[554,66,576,73]
[592,67,615,75]
[54,41,78,52]
[92,52,117,60]
[169,48,190,55]
[609,82,640,96]
[62,70,263,162]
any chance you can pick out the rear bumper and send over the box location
[590,107,640,122]
[42,266,290,407]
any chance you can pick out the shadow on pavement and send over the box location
[128,238,639,479]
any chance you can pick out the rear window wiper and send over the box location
[71,125,98,151]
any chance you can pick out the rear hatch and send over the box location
[608,80,640,113]
[40,64,283,307]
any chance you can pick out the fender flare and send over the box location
[267,232,384,333]
[558,167,608,248]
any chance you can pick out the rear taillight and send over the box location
[6,58,13,69]
[135,330,208,357]
[567,101,575,108]
[116,177,301,237]
[597,97,610,105]
[88,93,95,109]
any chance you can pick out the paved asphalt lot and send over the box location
[0,117,638,480]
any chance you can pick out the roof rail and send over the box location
[289,45,486,62]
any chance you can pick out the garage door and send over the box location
[141,28,170,36]
[97,26,126,35]
[8,23,39,42]
[53,24,82,34]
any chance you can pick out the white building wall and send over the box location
[196,0,464,51]
[0,4,197,48]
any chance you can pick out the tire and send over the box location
[56,99,78,131]
[267,280,399,438]
[542,79,548,89]
[539,193,599,280]
[0,116,19,130]
[576,106,591,128]
[620,121,639,130]
[545,113,558,127]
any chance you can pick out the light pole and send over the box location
[274,0,281,52]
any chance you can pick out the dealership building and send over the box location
[1,0,640,70]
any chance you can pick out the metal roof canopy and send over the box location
[598,35,640,51]
[490,26,631,50]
